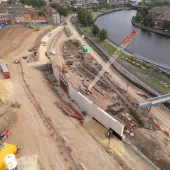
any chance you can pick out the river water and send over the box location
[95,10,170,66]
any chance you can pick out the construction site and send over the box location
[0,14,170,170]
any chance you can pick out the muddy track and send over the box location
[17,59,79,170]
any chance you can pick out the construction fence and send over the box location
[52,63,124,139]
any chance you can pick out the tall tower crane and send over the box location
[86,29,137,94]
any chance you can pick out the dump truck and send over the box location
[0,63,10,79]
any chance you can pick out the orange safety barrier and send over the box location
[155,123,160,128]
[67,146,72,152]
[48,117,52,121]
[164,130,169,136]
[69,166,72,170]
[58,144,62,147]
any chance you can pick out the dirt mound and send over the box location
[63,39,82,55]
[128,129,170,170]
[0,25,33,58]
[0,101,17,132]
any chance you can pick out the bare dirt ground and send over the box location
[0,101,17,132]
[48,22,156,169]
[63,15,170,170]
[0,25,126,170]
[68,15,170,136]
[21,61,124,170]
[126,129,170,170]
[0,25,74,170]
[0,25,33,58]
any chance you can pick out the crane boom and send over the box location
[87,29,137,91]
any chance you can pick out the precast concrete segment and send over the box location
[51,64,124,138]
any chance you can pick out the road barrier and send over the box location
[51,63,124,139]
[122,140,161,170]
[73,18,168,97]
[18,60,79,169]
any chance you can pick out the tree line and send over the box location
[51,3,68,17]
[132,7,170,31]
[132,8,155,27]
[77,9,108,41]
[20,0,46,7]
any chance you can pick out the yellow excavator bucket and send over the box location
[0,144,17,170]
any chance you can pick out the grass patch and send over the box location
[150,77,170,92]
[91,12,102,19]
[83,26,164,72]
[83,27,93,35]
[81,24,170,93]
[62,13,73,23]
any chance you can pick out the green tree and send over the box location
[38,11,45,16]
[50,3,61,10]
[143,17,149,26]
[99,29,108,41]
[92,24,100,36]
[20,0,46,7]
[143,16,155,27]
[8,0,17,4]
[78,9,94,26]
[163,20,168,30]
[138,8,148,18]
[58,8,68,17]
[135,12,142,23]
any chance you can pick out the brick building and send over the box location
[0,13,15,24]
[148,7,170,18]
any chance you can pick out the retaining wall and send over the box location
[52,64,124,139]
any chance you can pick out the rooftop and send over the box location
[90,0,99,4]
[148,6,170,14]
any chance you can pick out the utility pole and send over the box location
[107,129,112,148]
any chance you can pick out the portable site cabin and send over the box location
[0,63,10,79]
[82,45,88,53]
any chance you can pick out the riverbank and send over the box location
[132,21,170,36]
[77,24,170,95]
[94,7,132,21]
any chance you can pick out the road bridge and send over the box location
[131,5,148,9]
[139,93,170,108]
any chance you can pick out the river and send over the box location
[95,10,170,66]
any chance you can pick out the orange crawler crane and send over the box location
[62,64,68,73]
[85,29,137,95]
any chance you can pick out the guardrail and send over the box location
[122,140,161,170]
[134,53,170,70]
[47,28,64,56]
[73,18,170,109]
[74,20,160,97]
